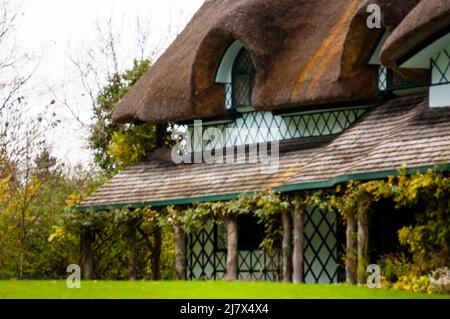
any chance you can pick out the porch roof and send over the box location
[79,94,450,211]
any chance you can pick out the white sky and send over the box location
[15,0,204,166]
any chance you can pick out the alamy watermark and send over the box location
[367,264,382,289]
[66,264,81,289]
[367,4,382,29]
[171,120,280,174]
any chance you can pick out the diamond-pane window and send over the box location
[232,48,256,108]
[303,206,339,283]
[379,64,429,92]
[188,222,282,281]
[190,108,368,152]
[432,49,450,85]
[378,65,388,91]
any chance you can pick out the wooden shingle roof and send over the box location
[288,94,450,185]
[79,137,332,209]
[80,94,450,210]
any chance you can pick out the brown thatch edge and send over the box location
[381,0,450,69]
[112,0,422,124]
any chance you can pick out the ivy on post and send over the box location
[282,211,293,282]
[81,227,95,280]
[292,199,305,284]
[346,212,357,285]
[357,200,369,285]
[126,220,137,281]
[174,222,187,280]
[226,214,238,281]
[330,183,362,285]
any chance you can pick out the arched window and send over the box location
[232,48,256,108]
[215,41,256,109]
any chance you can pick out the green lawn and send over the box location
[0,281,449,299]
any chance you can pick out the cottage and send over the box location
[78,0,450,284]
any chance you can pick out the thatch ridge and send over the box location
[381,0,450,69]
[113,0,422,124]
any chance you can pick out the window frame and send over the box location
[231,48,256,108]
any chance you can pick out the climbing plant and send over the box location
[326,168,450,291]
[173,190,295,253]
[60,206,176,280]
[60,167,449,288]
[392,170,450,274]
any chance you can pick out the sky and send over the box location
[14,0,204,166]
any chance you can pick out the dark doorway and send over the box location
[369,199,416,262]
[237,214,266,251]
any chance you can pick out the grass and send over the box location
[0,280,449,299]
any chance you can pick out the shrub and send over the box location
[392,274,431,294]
[379,253,411,283]
[429,267,450,295]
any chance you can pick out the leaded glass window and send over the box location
[431,49,450,85]
[379,65,429,92]
[232,48,256,108]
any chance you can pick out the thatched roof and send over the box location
[381,0,450,69]
[80,94,450,210]
[113,0,419,124]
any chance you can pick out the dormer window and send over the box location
[396,32,450,107]
[215,41,256,111]
[430,47,450,107]
[378,65,428,93]
[231,48,256,108]
[370,32,429,94]
[431,48,450,85]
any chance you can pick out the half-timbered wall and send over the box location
[188,108,367,153]
[303,206,339,284]
[187,206,340,283]
[431,44,450,107]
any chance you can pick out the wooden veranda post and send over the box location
[282,211,293,282]
[156,124,166,148]
[292,203,305,284]
[357,203,369,285]
[226,214,238,281]
[152,225,162,281]
[174,223,187,280]
[346,213,357,285]
[81,227,94,280]
[126,222,137,280]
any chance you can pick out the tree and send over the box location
[0,1,52,277]
[89,59,160,173]
[59,15,175,174]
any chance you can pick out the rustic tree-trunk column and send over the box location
[126,222,137,281]
[152,225,162,281]
[346,213,357,285]
[81,228,94,280]
[292,204,305,284]
[156,124,166,148]
[174,223,187,280]
[226,214,238,281]
[282,211,293,282]
[357,204,369,285]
